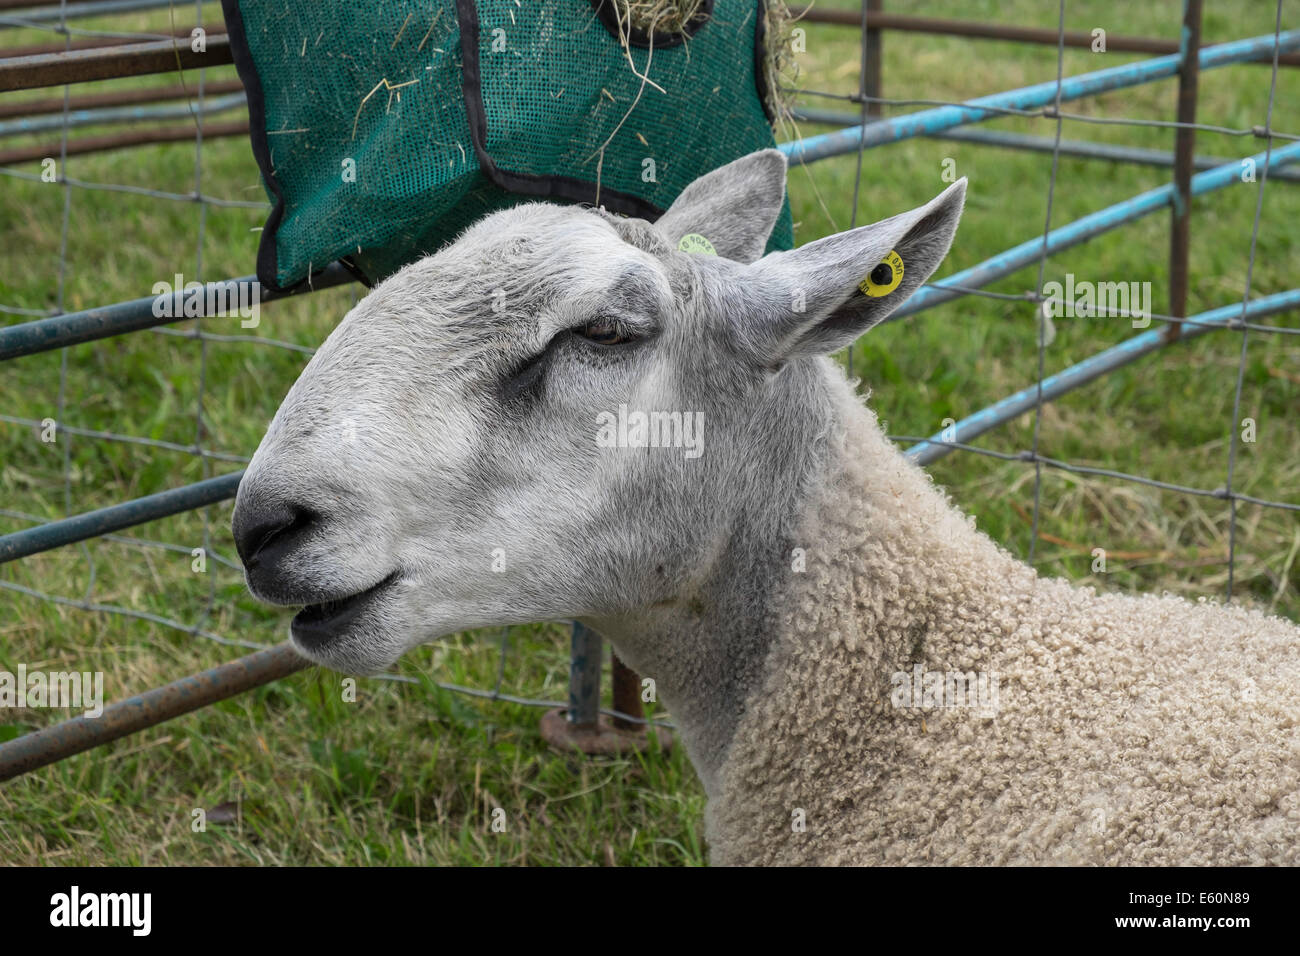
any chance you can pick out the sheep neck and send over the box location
[591,358,1023,802]
[700,364,1034,861]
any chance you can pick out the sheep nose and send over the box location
[233,497,317,571]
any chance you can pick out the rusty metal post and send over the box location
[0,36,234,93]
[609,651,643,731]
[791,6,1300,66]
[1168,0,1203,342]
[864,0,883,118]
[0,643,308,782]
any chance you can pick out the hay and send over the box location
[618,0,708,35]
[759,0,797,125]
[610,0,796,123]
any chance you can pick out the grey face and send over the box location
[232,150,966,674]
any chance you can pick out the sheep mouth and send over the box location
[291,571,400,647]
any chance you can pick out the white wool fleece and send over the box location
[707,378,1300,866]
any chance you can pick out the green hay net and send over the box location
[221,0,794,291]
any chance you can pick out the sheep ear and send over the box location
[740,179,966,364]
[654,150,788,264]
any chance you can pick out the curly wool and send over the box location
[707,382,1300,866]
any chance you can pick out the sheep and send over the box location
[232,149,1300,865]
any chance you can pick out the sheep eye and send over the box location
[574,316,640,346]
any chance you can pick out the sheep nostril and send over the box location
[234,501,317,568]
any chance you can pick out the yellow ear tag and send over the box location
[677,233,717,255]
[859,249,904,297]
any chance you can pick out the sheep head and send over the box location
[232,150,966,674]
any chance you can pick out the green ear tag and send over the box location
[859,249,904,297]
[677,233,717,255]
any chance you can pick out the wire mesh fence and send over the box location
[776,1,1298,607]
[1,0,1298,777]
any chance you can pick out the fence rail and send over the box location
[793,4,1300,66]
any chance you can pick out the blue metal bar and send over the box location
[0,471,243,564]
[568,621,602,727]
[0,92,246,138]
[904,289,1300,466]
[0,262,356,361]
[779,29,1300,166]
[892,140,1300,321]
[0,0,179,28]
[790,109,1300,183]
[925,127,1300,183]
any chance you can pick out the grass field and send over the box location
[1,0,1298,865]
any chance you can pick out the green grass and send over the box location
[2,1,1299,865]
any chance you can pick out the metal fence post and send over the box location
[864,0,882,118]
[1168,0,1203,342]
[567,620,602,729]
[609,651,644,731]
[539,622,671,755]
